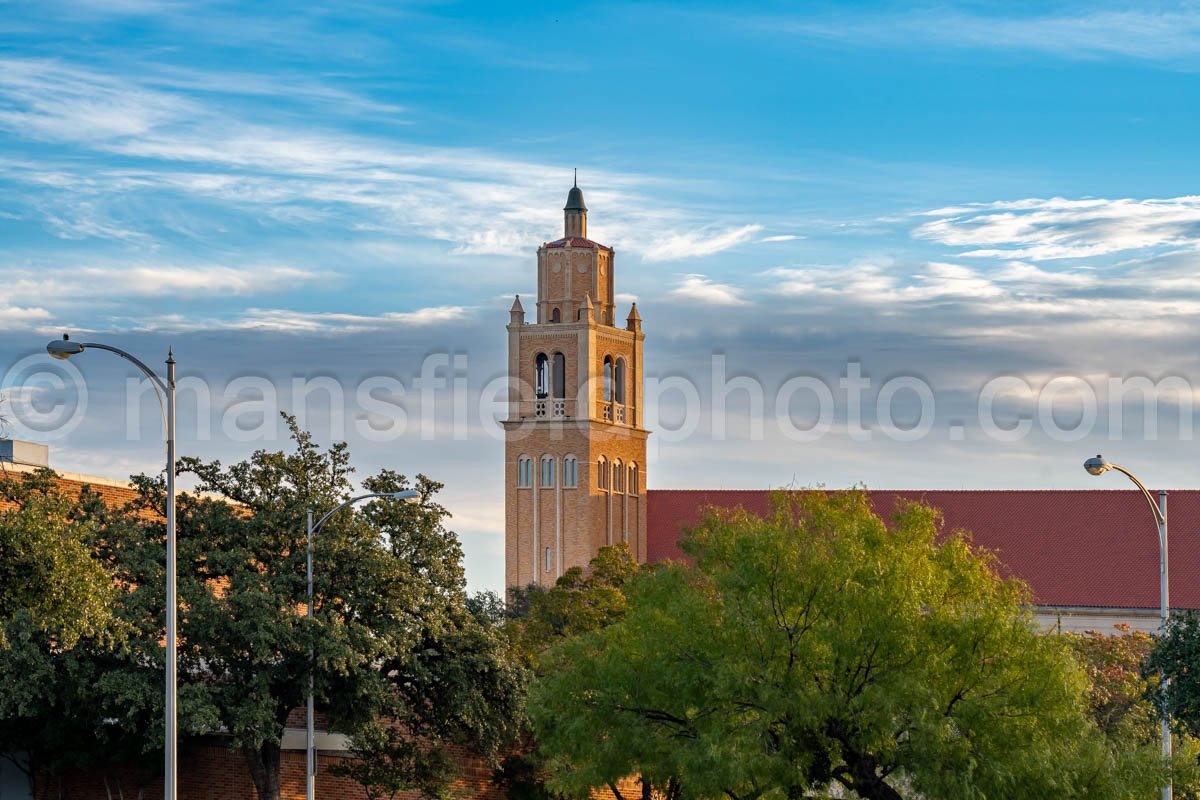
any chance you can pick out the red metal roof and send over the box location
[544,237,612,251]
[646,489,1200,610]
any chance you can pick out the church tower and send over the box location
[503,181,648,590]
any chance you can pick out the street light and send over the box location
[306,490,420,800]
[47,334,178,800]
[1084,454,1171,800]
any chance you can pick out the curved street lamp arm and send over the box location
[1109,463,1166,528]
[80,342,170,395]
[80,342,170,431]
[311,492,398,533]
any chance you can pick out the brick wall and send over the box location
[38,740,642,800]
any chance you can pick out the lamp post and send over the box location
[306,490,420,800]
[47,334,178,800]
[1084,454,1170,800]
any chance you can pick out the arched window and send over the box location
[517,456,533,488]
[541,455,556,488]
[614,358,627,406]
[612,459,623,493]
[563,455,578,488]
[597,456,608,490]
[551,307,561,323]
[628,463,638,495]
[552,352,566,399]
[534,353,549,399]
[603,356,614,402]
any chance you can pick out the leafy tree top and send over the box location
[531,490,1164,800]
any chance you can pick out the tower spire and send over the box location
[564,177,587,238]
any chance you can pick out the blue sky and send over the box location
[3,1,1200,592]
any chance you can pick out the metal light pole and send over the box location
[1084,455,1171,800]
[48,335,177,800]
[306,490,420,800]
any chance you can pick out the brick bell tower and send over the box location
[503,179,648,591]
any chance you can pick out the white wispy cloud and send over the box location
[769,7,1200,62]
[913,196,1200,260]
[761,234,802,243]
[996,261,1099,288]
[230,306,469,332]
[760,251,1200,346]
[642,224,764,263]
[0,306,52,329]
[106,265,322,296]
[767,260,1005,304]
[133,305,471,333]
[0,59,757,264]
[0,58,192,143]
[668,274,749,306]
[2,263,325,304]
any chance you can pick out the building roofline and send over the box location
[644,488,1200,494]
[0,460,135,489]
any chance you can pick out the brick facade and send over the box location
[503,185,649,591]
[36,741,519,800]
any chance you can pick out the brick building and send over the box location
[2,183,1194,799]
[503,180,648,590]
[504,183,1198,635]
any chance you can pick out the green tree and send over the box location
[0,468,116,649]
[1069,625,1158,743]
[507,543,640,664]
[496,544,641,800]
[531,490,1162,800]
[0,472,173,798]
[175,416,524,800]
[1149,612,1200,741]
[1145,611,1200,795]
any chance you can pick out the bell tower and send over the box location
[503,182,649,591]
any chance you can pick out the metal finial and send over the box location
[573,168,577,187]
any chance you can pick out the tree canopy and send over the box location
[0,469,167,797]
[172,416,526,800]
[530,490,1163,800]
[0,418,525,800]
[0,468,116,649]
[1142,609,1200,762]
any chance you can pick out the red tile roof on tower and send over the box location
[646,489,1200,610]
[544,236,612,251]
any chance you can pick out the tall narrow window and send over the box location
[615,358,626,405]
[613,459,623,493]
[541,456,555,488]
[551,307,561,323]
[545,547,552,571]
[517,456,532,488]
[628,463,638,495]
[552,353,566,399]
[603,357,614,402]
[597,456,608,489]
[563,455,578,488]
[535,353,549,399]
